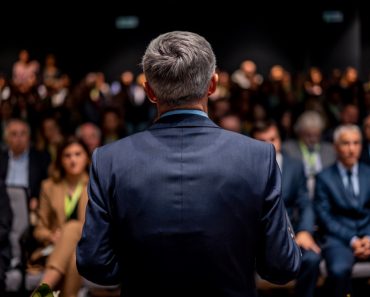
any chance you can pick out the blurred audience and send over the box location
[252,121,321,297]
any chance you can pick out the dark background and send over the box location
[0,1,367,83]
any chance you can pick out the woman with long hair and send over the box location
[33,137,90,297]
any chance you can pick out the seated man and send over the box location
[0,119,50,269]
[252,121,321,297]
[314,124,370,297]
[283,110,336,198]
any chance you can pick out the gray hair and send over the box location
[333,124,362,144]
[142,31,216,106]
[294,110,325,133]
[75,122,101,139]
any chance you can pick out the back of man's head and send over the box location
[142,31,216,106]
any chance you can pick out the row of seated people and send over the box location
[1,116,370,297]
[0,119,119,296]
[251,121,370,297]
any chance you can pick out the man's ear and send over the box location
[144,82,158,104]
[207,73,219,96]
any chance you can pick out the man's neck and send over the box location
[157,99,208,118]
[10,148,29,158]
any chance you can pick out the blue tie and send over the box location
[346,170,357,206]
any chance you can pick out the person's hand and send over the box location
[361,236,370,249]
[351,237,369,259]
[295,231,321,254]
[359,237,370,259]
[49,229,61,244]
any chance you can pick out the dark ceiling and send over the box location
[0,1,366,82]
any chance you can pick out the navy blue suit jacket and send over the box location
[314,163,370,245]
[281,153,314,234]
[77,114,301,297]
[0,148,50,200]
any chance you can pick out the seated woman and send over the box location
[33,138,90,297]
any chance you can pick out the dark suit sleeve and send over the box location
[314,174,356,244]
[0,179,12,244]
[77,149,120,285]
[256,145,301,284]
[294,162,315,234]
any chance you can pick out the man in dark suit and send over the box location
[0,119,50,270]
[0,119,50,207]
[252,121,321,297]
[77,31,301,297]
[314,124,370,297]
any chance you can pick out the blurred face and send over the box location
[253,125,282,153]
[341,105,359,125]
[121,71,134,85]
[364,116,370,141]
[241,60,256,75]
[43,119,61,143]
[219,115,241,133]
[80,125,101,152]
[270,65,284,81]
[335,130,361,168]
[19,50,29,62]
[218,71,230,85]
[6,122,30,155]
[45,54,56,66]
[103,112,119,132]
[300,128,321,149]
[346,67,358,83]
[61,143,89,176]
[310,68,322,84]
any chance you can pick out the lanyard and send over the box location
[299,142,319,172]
[65,182,83,219]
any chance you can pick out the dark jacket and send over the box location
[281,153,315,233]
[0,147,50,200]
[78,114,301,297]
[314,163,370,245]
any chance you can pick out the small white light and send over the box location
[322,10,344,23]
[115,16,139,29]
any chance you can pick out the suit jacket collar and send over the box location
[149,114,220,130]
[358,163,369,206]
[331,165,353,206]
[331,164,366,208]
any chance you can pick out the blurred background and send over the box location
[0,1,367,82]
